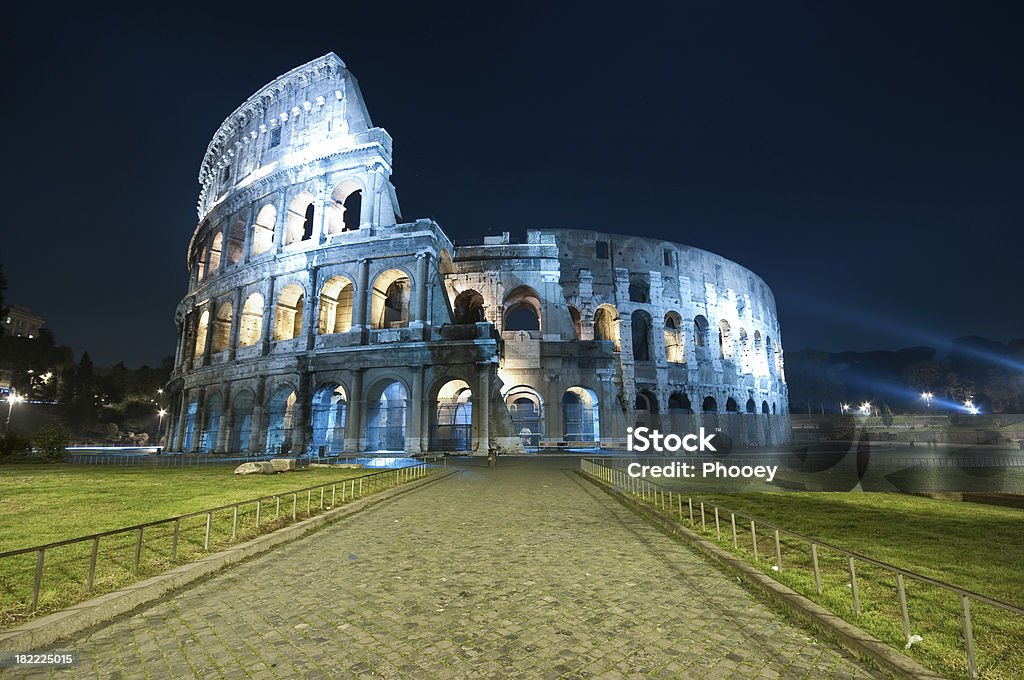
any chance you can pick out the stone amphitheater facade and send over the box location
[163,53,789,456]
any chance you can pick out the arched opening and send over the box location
[318,276,354,334]
[195,246,207,283]
[193,310,209,358]
[631,310,653,361]
[664,312,684,363]
[694,315,709,351]
[212,301,233,353]
[371,269,410,329]
[628,274,649,303]
[761,400,770,415]
[265,388,297,454]
[726,397,739,413]
[746,398,756,414]
[326,180,363,235]
[251,204,276,256]
[182,399,198,451]
[432,379,472,451]
[366,381,408,451]
[738,328,751,373]
[208,234,223,275]
[563,386,600,442]
[273,284,305,341]
[226,216,245,265]
[310,384,347,456]
[506,386,543,448]
[568,305,582,339]
[594,305,620,351]
[285,191,315,244]
[228,390,254,453]
[765,336,775,375]
[453,289,485,325]
[238,293,263,347]
[719,320,733,360]
[753,331,763,372]
[635,390,658,427]
[503,286,541,332]
[201,393,222,453]
[668,392,693,431]
[702,395,719,431]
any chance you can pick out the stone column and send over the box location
[190,389,207,453]
[201,303,215,365]
[343,369,363,452]
[545,378,562,442]
[274,193,288,252]
[410,252,429,338]
[242,203,255,264]
[290,371,312,455]
[352,258,370,343]
[174,391,189,452]
[476,361,491,454]
[260,277,276,355]
[305,266,320,351]
[359,164,381,229]
[216,385,232,452]
[250,378,267,453]
[228,287,243,360]
[408,366,424,454]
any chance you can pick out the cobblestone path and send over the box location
[18,458,880,679]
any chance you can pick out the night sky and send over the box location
[2,2,1021,367]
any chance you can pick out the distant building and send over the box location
[164,53,789,455]
[1,306,44,339]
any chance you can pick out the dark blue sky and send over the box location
[2,1,1021,366]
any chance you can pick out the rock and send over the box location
[234,461,275,475]
[269,458,297,472]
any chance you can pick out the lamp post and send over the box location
[920,391,933,416]
[157,409,167,445]
[4,392,25,433]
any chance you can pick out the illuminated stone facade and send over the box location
[164,53,789,455]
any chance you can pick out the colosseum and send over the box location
[162,53,789,456]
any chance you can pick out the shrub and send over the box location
[33,426,69,462]
[0,431,32,461]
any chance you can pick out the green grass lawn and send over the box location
[0,465,372,552]
[0,464,422,628]
[639,485,1024,680]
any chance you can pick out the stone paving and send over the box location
[14,458,881,679]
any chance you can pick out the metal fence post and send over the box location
[700,502,706,529]
[293,494,297,520]
[307,490,311,515]
[750,521,758,561]
[896,573,910,643]
[688,498,694,525]
[811,543,821,594]
[87,537,99,592]
[849,558,861,615]
[321,486,325,509]
[276,496,280,520]
[256,500,261,529]
[714,507,721,540]
[731,513,737,548]
[232,507,238,540]
[31,549,45,613]
[171,519,180,562]
[134,528,143,575]
[960,593,977,680]
[204,512,212,551]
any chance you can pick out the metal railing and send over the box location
[581,458,1024,680]
[0,463,435,627]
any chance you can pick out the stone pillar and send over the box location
[343,369,363,452]
[352,258,370,343]
[290,371,312,455]
[476,361,491,454]
[260,277,276,355]
[305,266,320,351]
[174,391,189,452]
[190,389,207,453]
[545,378,562,442]
[410,252,429,338]
[314,194,329,244]
[408,366,424,454]
[360,164,381,229]
[274,193,288,252]
[228,288,243,360]
[216,385,232,452]
[242,203,255,264]
[250,378,267,453]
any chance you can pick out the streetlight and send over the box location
[920,391,933,416]
[157,409,167,445]
[840,403,850,414]
[859,401,872,416]
[964,398,979,415]
[4,392,25,433]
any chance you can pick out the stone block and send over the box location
[269,458,296,472]
[234,462,275,475]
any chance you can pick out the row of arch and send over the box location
[189,269,411,356]
[193,180,365,286]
